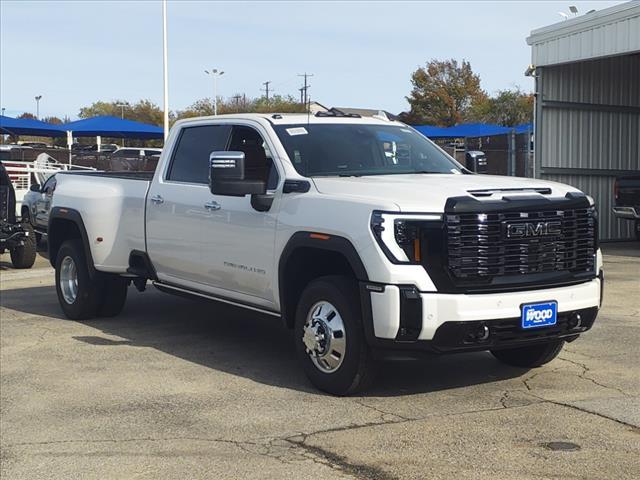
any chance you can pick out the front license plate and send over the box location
[521,301,557,329]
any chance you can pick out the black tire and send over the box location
[55,239,102,320]
[10,223,37,269]
[294,275,377,395]
[97,275,128,317]
[491,340,565,368]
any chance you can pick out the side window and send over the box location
[168,125,231,184]
[228,126,279,190]
[43,176,57,194]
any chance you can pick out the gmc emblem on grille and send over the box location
[506,221,562,238]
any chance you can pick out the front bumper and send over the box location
[612,206,640,220]
[360,276,602,353]
[0,222,30,249]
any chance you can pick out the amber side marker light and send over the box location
[309,233,331,241]
[413,239,421,262]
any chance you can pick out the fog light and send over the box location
[475,324,490,341]
[568,313,582,329]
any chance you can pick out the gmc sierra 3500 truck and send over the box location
[48,112,603,395]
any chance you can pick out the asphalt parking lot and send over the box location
[1,244,639,479]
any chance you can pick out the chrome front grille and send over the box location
[446,207,597,280]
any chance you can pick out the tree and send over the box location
[467,88,533,126]
[17,112,37,120]
[405,59,486,126]
[78,99,163,126]
[175,94,306,120]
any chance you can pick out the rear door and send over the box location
[146,124,231,286]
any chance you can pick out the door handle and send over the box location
[150,194,164,205]
[204,201,221,211]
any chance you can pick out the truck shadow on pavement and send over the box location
[1,284,529,396]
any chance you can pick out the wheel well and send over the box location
[48,218,82,266]
[280,247,357,328]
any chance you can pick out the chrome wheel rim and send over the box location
[59,256,78,304]
[302,301,346,374]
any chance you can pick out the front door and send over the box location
[199,124,281,308]
[36,175,56,230]
[146,124,232,286]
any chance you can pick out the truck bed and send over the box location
[53,171,151,272]
[59,170,155,181]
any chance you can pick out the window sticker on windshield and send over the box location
[286,127,308,136]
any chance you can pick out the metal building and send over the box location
[527,2,640,241]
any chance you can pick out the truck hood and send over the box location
[312,174,579,212]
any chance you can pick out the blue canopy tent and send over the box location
[62,116,163,139]
[0,115,66,137]
[413,123,530,138]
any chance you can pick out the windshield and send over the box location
[273,124,462,177]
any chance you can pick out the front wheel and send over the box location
[491,340,565,368]
[294,275,377,395]
[10,223,37,269]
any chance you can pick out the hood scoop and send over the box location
[467,187,552,197]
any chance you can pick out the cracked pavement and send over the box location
[1,244,639,479]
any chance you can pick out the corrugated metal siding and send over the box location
[540,108,640,170]
[529,3,640,66]
[536,55,639,241]
[540,56,640,171]
[542,174,634,241]
[543,55,640,106]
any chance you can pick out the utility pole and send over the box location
[298,73,313,105]
[232,94,242,110]
[262,81,272,103]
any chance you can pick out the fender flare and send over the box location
[48,207,96,276]
[278,231,369,324]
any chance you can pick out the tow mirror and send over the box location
[209,151,266,197]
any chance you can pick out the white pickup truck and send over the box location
[48,112,603,395]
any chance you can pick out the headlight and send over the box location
[371,211,442,264]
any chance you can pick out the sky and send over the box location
[0,0,624,120]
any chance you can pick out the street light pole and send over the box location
[205,69,224,115]
[116,103,127,147]
[34,95,42,119]
[162,0,169,142]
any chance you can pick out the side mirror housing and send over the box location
[209,151,266,197]
[30,183,41,192]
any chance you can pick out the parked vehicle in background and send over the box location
[20,142,49,149]
[99,144,119,153]
[109,147,162,171]
[48,113,602,395]
[111,147,162,158]
[613,173,640,240]
[465,150,487,173]
[21,173,57,242]
[0,162,36,268]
